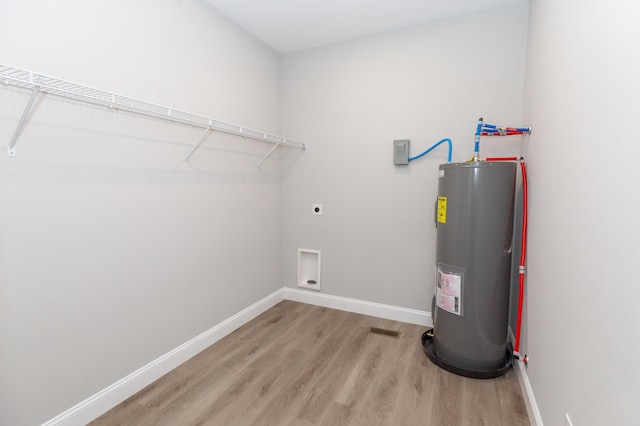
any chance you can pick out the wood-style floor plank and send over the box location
[90,300,530,426]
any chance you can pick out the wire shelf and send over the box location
[0,63,306,161]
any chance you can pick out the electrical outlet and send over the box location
[312,204,323,215]
[564,413,573,426]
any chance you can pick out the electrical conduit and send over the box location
[408,138,453,163]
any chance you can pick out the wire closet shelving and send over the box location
[0,63,306,167]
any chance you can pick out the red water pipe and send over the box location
[482,157,528,360]
[481,132,527,136]
[485,156,518,161]
[514,160,528,357]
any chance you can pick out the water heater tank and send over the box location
[424,161,516,378]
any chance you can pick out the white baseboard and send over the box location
[283,287,432,327]
[42,289,285,426]
[508,328,543,426]
[514,359,543,426]
[43,288,431,425]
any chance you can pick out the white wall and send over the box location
[0,1,284,425]
[7,1,635,424]
[522,0,640,424]
[281,3,529,311]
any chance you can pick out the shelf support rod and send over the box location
[256,143,280,169]
[183,127,211,165]
[7,75,41,157]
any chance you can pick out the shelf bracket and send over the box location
[182,127,211,165]
[7,75,41,157]
[256,143,280,169]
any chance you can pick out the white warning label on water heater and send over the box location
[436,267,463,316]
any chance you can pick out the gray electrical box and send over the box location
[393,139,410,165]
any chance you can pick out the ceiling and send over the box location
[205,0,524,54]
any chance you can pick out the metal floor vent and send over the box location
[369,327,400,339]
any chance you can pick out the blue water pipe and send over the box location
[481,125,531,134]
[408,138,452,163]
[473,118,483,159]
[473,118,531,160]
[481,119,531,133]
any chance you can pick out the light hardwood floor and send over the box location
[90,300,529,425]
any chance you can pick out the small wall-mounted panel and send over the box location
[393,139,410,165]
[298,249,321,291]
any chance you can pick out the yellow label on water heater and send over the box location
[437,196,447,223]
